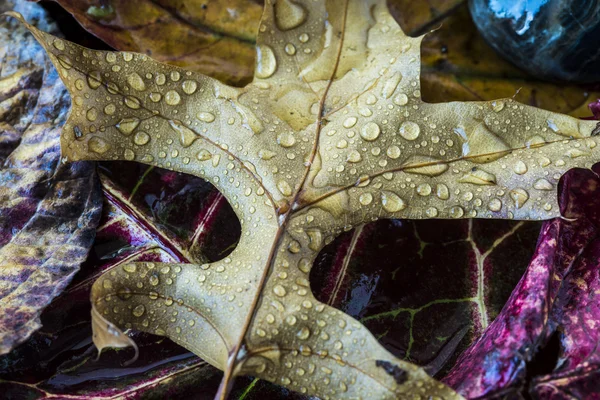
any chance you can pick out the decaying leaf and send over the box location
[0,1,101,354]
[7,0,600,397]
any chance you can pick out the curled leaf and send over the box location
[444,163,600,398]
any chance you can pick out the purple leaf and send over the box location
[0,0,101,354]
[443,162,600,398]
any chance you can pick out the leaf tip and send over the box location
[91,306,139,365]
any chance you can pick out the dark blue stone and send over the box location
[469,0,600,83]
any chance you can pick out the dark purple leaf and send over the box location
[0,0,101,354]
[443,162,600,399]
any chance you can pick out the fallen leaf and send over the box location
[53,0,262,86]
[0,1,101,354]
[0,164,235,398]
[311,217,542,378]
[443,162,600,399]
[8,0,600,398]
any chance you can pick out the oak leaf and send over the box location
[7,0,600,398]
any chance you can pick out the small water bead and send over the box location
[105,53,117,63]
[124,149,135,160]
[336,139,348,148]
[165,90,181,105]
[274,0,307,30]
[273,285,287,297]
[425,207,439,217]
[358,192,373,206]
[155,73,166,85]
[182,80,198,95]
[343,117,357,128]
[386,145,401,159]
[393,93,409,106]
[509,188,529,208]
[104,104,116,115]
[87,71,102,89]
[52,38,65,50]
[88,136,110,154]
[149,274,160,286]
[170,71,181,82]
[123,52,133,62]
[381,191,407,212]
[197,112,215,122]
[458,168,497,185]
[399,121,420,140]
[436,184,450,200]
[116,118,140,135]
[360,122,381,141]
[347,150,362,163]
[133,131,150,145]
[256,149,275,160]
[149,92,161,102]
[285,43,297,55]
[359,107,373,117]
[449,205,465,218]
[416,183,432,196]
[123,264,137,273]
[533,178,553,190]
[382,73,402,99]
[277,132,296,147]
[192,150,211,164]
[513,160,528,175]
[86,107,98,122]
[55,54,72,71]
[277,180,293,196]
[491,100,505,112]
[488,198,502,212]
[299,33,309,42]
[125,96,141,109]
[256,45,277,79]
[297,326,311,340]
[127,72,146,91]
[74,79,85,91]
[132,304,145,317]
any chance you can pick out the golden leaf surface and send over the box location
[7,0,600,398]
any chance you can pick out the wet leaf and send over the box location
[0,1,101,354]
[0,163,236,398]
[7,0,600,398]
[443,162,600,399]
[311,218,542,378]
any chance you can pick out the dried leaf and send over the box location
[54,0,262,86]
[8,0,600,398]
[0,1,101,354]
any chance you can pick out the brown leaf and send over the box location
[53,0,262,86]
[0,1,101,354]
[8,0,600,398]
